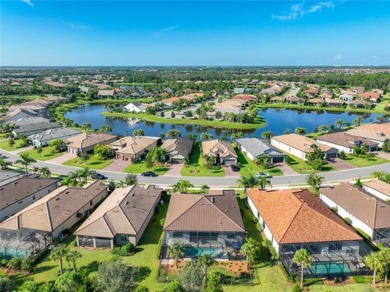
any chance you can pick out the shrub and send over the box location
[21,258,34,272]
[7,258,22,270]
[135,285,149,292]
[291,283,302,292]
[36,147,43,154]
[344,217,352,225]
[112,243,136,256]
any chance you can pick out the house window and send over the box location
[173,232,184,238]
[90,200,93,206]
[227,234,235,239]
[120,234,128,241]
[18,200,23,204]
[33,195,36,200]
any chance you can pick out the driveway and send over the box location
[46,152,76,164]
[373,151,390,160]
[327,158,356,170]
[103,159,130,172]
[277,163,298,176]
[224,166,240,177]
[165,163,184,176]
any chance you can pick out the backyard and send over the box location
[20,146,64,161]
[63,154,114,170]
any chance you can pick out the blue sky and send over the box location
[1,1,390,66]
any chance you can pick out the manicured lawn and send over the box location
[124,161,169,175]
[20,146,64,161]
[343,154,389,168]
[0,139,26,151]
[63,154,113,170]
[285,155,334,174]
[24,202,169,291]
[308,284,376,291]
[235,146,283,177]
[181,141,225,177]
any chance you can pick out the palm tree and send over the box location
[306,173,324,193]
[81,123,91,133]
[365,252,383,285]
[200,185,210,194]
[168,242,184,269]
[171,180,194,193]
[51,244,69,274]
[38,166,51,178]
[100,126,111,133]
[16,153,36,174]
[379,247,390,284]
[258,176,272,190]
[0,155,12,170]
[78,167,90,184]
[66,250,82,273]
[199,254,212,285]
[147,147,166,165]
[335,119,344,129]
[293,248,312,289]
[261,131,273,143]
[294,127,307,135]
[237,174,257,193]
[239,238,260,268]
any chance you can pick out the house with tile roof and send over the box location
[317,132,378,154]
[29,127,81,147]
[320,183,390,248]
[363,179,390,202]
[65,132,117,155]
[346,122,390,147]
[271,133,338,160]
[247,188,370,278]
[202,140,237,166]
[236,138,285,163]
[0,181,108,258]
[162,190,245,260]
[161,138,194,163]
[109,136,158,162]
[75,185,162,248]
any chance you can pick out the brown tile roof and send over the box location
[0,181,108,233]
[247,189,361,244]
[75,185,162,238]
[320,183,390,229]
[110,136,158,155]
[359,92,380,100]
[161,138,194,158]
[272,134,333,153]
[163,190,245,233]
[347,123,390,142]
[232,94,257,101]
[0,174,58,211]
[202,140,237,158]
[317,132,378,149]
[364,179,390,198]
[65,132,117,150]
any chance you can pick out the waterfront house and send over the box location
[359,92,381,103]
[350,100,373,108]
[110,136,158,162]
[161,138,194,163]
[29,127,81,147]
[75,185,162,248]
[317,132,378,154]
[346,122,390,147]
[123,102,146,113]
[247,188,369,278]
[350,87,365,94]
[236,138,285,163]
[326,99,345,107]
[98,90,115,98]
[202,140,238,166]
[339,94,354,103]
[1,108,38,123]
[0,174,59,222]
[363,179,390,202]
[271,134,338,160]
[0,181,108,258]
[11,118,62,138]
[65,132,117,155]
[320,183,390,248]
[162,190,246,260]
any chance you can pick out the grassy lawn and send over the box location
[181,142,225,177]
[23,202,169,291]
[101,112,265,130]
[343,154,389,168]
[285,155,335,174]
[63,154,113,170]
[124,161,169,175]
[234,146,283,177]
[20,146,64,161]
[0,139,26,151]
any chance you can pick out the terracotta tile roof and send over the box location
[317,132,378,149]
[247,189,361,244]
[202,140,237,158]
[347,123,390,142]
[75,185,162,238]
[65,132,117,150]
[164,190,245,233]
[364,179,390,198]
[320,183,390,229]
[272,134,333,153]
[359,92,381,100]
[110,136,158,155]
[232,94,257,101]
[0,181,108,233]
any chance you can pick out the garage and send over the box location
[325,151,338,159]
[272,155,285,163]
[223,158,237,166]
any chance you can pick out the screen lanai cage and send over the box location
[0,228,51,259]
[280,241,372,278]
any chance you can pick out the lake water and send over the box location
[65,104,380,139]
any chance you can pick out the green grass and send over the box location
[101,112,265,130]
[307,284,376,291]
[24,202,169,291]
[235,146,283,177]
[0,139,26,151]
[181,141,225,177]
[20,146,64,161]
[285,155,334,174]
[124,161,169,175]
[63,154,114,170]
[343,154,389,168]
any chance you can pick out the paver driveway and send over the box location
[46,152,76,164]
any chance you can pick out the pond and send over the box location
[64,104,380,139]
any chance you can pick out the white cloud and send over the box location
[21,0,33,7]
[272,1,336,21]
[154,26,178,36]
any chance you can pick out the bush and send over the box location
[135,285,149,292]
[7,258,22,270]
[21,258,34,272]
[291,283,302,292]
[112,243,136,256]
[344,217,352,224]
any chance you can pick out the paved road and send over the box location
[2,148,389,188]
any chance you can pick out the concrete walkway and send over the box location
[47,153,76,164]
[374,151,390,160]
[327,158,355,170]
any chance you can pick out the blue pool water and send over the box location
[309,261,350,275]
[185,247,226,258]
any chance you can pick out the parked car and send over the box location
[141,171,158,177]
[230,165,240,172]
[90,172,107,180]
[255,172,272,178]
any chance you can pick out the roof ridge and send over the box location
[118,186,138,233]
[45,201,53,232]
[279,198,303,243]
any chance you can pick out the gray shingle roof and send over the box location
[236,138,285,158]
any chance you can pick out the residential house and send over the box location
[236,138,285,163]
[271,134,338,160]
[75,185,163,248]
[350,87,365,94]
[65,132,117,155]
[326,99,345,107]
[287,96,304,104]
[363,179,390,202]
[233,88,245,94]
[347,122,390,147]
[11,118,62,138]
[317,132,378,154]
[350,100,373,108]
[0,174,59,222]
[0,170,24,187]
[162,190,246,260]
[202,140,238,165]
[339,94,354,103]
[0,181,108,258]
[98,90,115,98]
[110,136,158,162]
[307,98,325,106]
[247,189,369,278]
[213,99,246,114]
[320,183,390,248]
[359,92,381,103]
[29,127,81,147]
[1,108,38,123]
[270,96,285,103]
[161,138,194,163]
[123,102,146,113]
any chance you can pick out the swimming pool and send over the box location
[184,247,227,259]
[309,261,350,275]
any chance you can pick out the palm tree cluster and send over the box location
[372,171,390,184]
[237,174,272,192]
[0,155,12,170]
[50,244,82,274]
[62,167,90,187]
[15,153,36,174]
[365,247,390,285]
[171,180,194,193]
